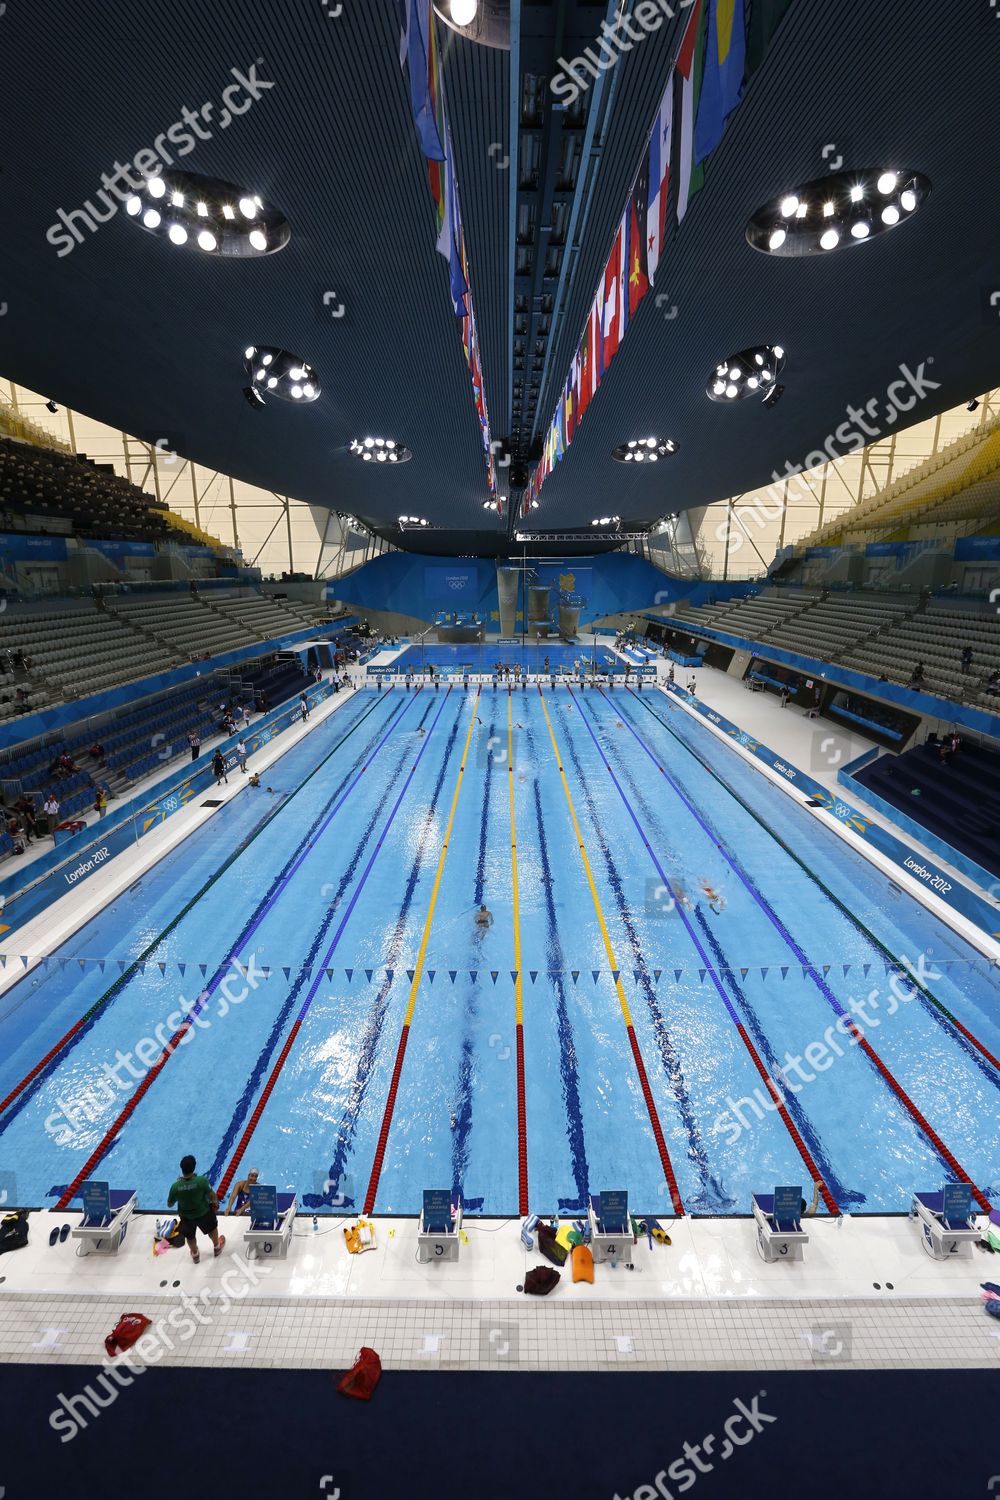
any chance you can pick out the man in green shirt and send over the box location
[167,1155,225,1264]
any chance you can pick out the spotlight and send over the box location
[747,169,929,257]
[143,208,161,229]
[707,345,785,403]
[243,385,266,407]
[126,196,142,216]
[127,169,290,257]
[967,398,980,412]
[780,195,799,217]
[820,228,840,250]
[45,399,58,413]
[881,204,900,226]
[147,176,166,199]
[877,171,898,195]
[238,197,257,218]
[168,223,188,245]
[197,230,218,251]
[850,220,870,239]
[450,0,478,22]
[768,228,786,251]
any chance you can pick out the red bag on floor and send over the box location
[337,1346,382,1401]
[105,1313,152,1358]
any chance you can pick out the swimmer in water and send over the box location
[700,879,725,914]
[417,726,426,736]
[475,904,493,931]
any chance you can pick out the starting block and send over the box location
[417,1188,462,1263]
[243,1185,297,1259]
[587,1190,632,1265]
[910,1184,979,1260]
[752,1186,808,1263]
[71,1180,136,1257]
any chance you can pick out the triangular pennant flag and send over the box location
[365,969,373,983]
[548,969,560,980]
[78,959,86,970]
[653,969,662,983]
[592,971,600,984]
[325,969,334,980]
[674,969,683,983]
[449,970,457,983]
[158,963,166,975]
[529,971,538,984]
[760,967,768,979]
[842,964,851,976]
[780,966,789,979]
[386,968,394,982]
[490,971,499,984]
[345,968,354,983]
[469,971,477,983]
[59,958,68,969]
[138,962,146,974]
[283,967,291,980]
[862,963,871,976]
[20,955,29,968]
[118,959,127,972]
[611,969,619,983]
[261,967,271,979]
[427,970,435,983]
[511,971,518,984]
[407,969,415,982]
[177,963,186,976]
[634,969,642,984]
[571,970,580,984]
[199,964,208,977]
[821,965,830,976]
[98,960,106,973]
[739,967,749,979]
[884,961,893,974]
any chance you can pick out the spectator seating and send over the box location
[108,595,251,659]
[212,592,317,637]
[840,603,1000,705]
[853,739,1000,878]
[1,604,176,699]
[0,436,174,541]
[236,658,310,710]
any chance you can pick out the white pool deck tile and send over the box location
[1,660,998,1373]
[1,1211,998,1371]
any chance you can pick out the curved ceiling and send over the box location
[1,0,999,557]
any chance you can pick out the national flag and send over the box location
[601,218,624,373]
[578,296,602,420]
[439,148,469,315]
[694,0,746,166]
[399,0,446,162]
[646,78,672,284]
[675,0,706,225]
[624,159,650,324]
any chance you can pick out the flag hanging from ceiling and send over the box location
[675,0,707,224]
[525,0,795,509]
[399,0,446,162]
[694,0,747,166]
[624,159,650,324]
[601,217,624,374]
[646,79,672,285]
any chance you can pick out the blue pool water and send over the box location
[1,680,997,1217]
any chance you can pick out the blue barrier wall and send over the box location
[839,752,998,896]
[334,552,752,628]
[667,620,1000,740]
[0,621,345,752]
[671,686,1000,940]
[0,678,333,939]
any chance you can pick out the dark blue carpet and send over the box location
[3,1364,998,1499]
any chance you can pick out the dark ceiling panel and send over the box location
[2,0,999,554]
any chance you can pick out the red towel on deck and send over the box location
[337,1346,382,1401]
[105,1313,152,1358]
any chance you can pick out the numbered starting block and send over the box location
[587,1190,632,1265]
[752,1187,808,1263]
[417,1189,462,1263]
[243,1185,297,1260]
[910,1184,979,1260]
[71,1180,136,1257]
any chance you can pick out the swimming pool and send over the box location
[1,681,997,1217]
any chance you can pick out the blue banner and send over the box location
[0,532,68,561]
[423,566,478,605]
[954,535,1000,561]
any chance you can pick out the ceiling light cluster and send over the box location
[126,169,290,257]
[348,436,411,464]
[398,515,429,527]
[612,437,678,464]
[591,515,621,526]
[243,347,320,406]
[746,168,929,258]
[707,346,786,404]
